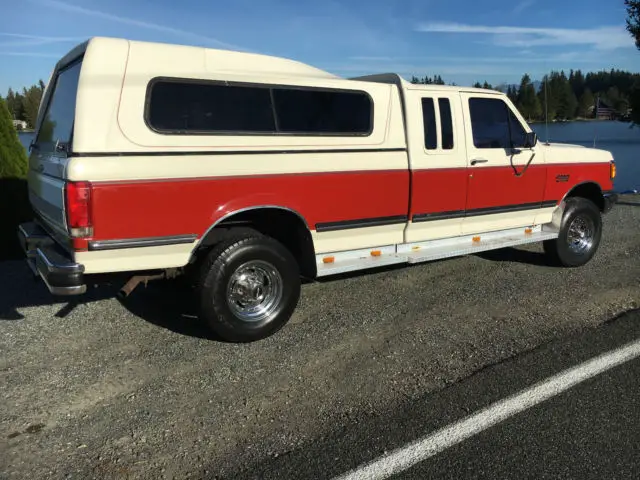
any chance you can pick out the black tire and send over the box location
[543,197,602,267]
[198,233,301,342]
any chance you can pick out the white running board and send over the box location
[315,225,559,277]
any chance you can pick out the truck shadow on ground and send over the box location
[475,247,551,266]
[118,279,217,340]
[0,260,216,339]
[0,261,116,321]
[0,244,551,338]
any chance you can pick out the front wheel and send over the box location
[198,234,301,342]
[543,197,602,267]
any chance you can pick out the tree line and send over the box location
[4,81,46,130]
[411,69,639,122]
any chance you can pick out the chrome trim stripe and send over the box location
[412,201,558,223]
[69,147,407,158]
[315,215,407,232]
[88,234,198,251]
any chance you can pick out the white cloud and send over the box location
[346,52,601,65]
[512,0,535,15]
[415,22,631,50]
[32,0,243,50]
[0,51,61,58]
[350,56,396,62]
[0,32,85,48]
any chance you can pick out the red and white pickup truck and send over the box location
[19,37,618,342]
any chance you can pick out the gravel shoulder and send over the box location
[1,196,639,479]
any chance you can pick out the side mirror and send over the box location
[524,132,538,148]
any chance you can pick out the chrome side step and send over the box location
[315,225,559,277]
[402,226,559,264]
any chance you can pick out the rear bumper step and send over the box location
[18,222,86,295]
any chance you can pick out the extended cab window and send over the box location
[421,98,437,150]
[147,80,372,135]
[35,60,82,151]
[438,98,454,150]
[469,98,528,149]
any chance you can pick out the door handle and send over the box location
[471,158,488,166]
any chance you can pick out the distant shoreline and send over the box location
[528,118,615,124]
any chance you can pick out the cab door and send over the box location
[460,93,546,235]
[404,88,468,243]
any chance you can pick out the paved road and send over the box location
[243,309,639,480]
[1,196,639,479]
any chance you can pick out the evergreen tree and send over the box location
[630,83,640,124]
[538,75,553,120]
[5,88,24,121]
[21,83,45,129]
[516,74,542,120]
[473,81,483,88]
[569,69,586,98]
[0,98,28,178]
[578,89,595,118]
[557,72,578,119]
[626,0,640,48]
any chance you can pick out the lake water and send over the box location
[17,121,639,191]
[530,121,639,192]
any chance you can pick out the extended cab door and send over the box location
[460,92,547,235]
[404,88,468,242]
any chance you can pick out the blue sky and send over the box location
[1,0,638,93]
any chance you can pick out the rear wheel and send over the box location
[543,197,602,267]
[198,233,301,342]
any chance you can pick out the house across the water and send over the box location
[12,119,28,130]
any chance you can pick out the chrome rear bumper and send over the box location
[18,222,86,295]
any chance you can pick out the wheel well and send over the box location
[196,208,317,279]
[564,183,605,212]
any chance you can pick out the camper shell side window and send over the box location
[144,78,374,136]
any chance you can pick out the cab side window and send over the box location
[421,98,437,150]
[469,98,528,149]
[438,98,454,150]
[508,110,528,148]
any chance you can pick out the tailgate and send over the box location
[28,59,82,237]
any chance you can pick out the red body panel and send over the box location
[80,162,611,247]
[467,165,547,210]
[89,170,410,241]
[543,163,613,202]
[410,168,468,216]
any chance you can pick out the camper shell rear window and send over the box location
[144,78,373,136]
[35,59,82,151]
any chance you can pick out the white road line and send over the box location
[333,338,640,480]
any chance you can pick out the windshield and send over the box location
[35,60,82,150]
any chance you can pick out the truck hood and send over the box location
[538,142,614,164]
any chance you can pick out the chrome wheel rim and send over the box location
[567,214,595,255]
[226,260,283,322]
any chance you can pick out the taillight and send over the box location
[610,160,616,179]
[65,181,93,238]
